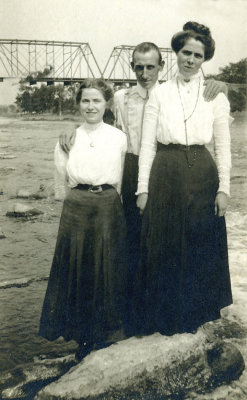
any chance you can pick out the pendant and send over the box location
[90,142,94,147]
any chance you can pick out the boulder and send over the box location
[0,227,6,238]
[0,355,76,400]
[0,153,16,159]
[0,167,16,175]
[34,331,245,400]
[0,276,49,290]
[16,189,47,200]
[6,203,44,218]
[16,184,51,200]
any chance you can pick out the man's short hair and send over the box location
[132,42,163,66]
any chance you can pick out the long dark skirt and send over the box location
[39,186,128,345]
[135,143,232,336]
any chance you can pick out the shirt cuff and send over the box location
[217,181,230,197]
[135,185,149,195]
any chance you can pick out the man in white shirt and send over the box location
[59,43,226,332]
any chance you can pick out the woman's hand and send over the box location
[203,79,228,102]
[59,131,76,153]
[137,193,148,215]
[215,192,228,217]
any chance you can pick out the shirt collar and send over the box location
[136,81,159,99]
[176,71,202,83]
[82,121,104,131]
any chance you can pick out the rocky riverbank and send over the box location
[0,313,246,400]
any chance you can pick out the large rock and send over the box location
[0,152,16,159]
[0,276,48,289]
[0,167,15,175]
[0,227,6,238]
[0,355,76,400]
[16,184,48,200]
[34,331,245,400]
[6,203,44,218]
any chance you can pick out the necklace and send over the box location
[176,77,200,149]
[84,124,101,148]
[176,77,201,168]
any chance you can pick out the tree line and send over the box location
[207,58,247,112]
[15,58,247,114]
[15,68,77,115]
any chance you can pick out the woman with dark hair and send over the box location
[136,22,232,336]
[39,78,128,360]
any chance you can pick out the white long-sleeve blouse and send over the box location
[137,74,232,196]
[54,121,127,200]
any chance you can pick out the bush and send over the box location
[228,88,247,113]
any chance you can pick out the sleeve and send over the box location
[136,89,159,194]
[113,90,127,132]
[213,93,233,196]
[54,142,70,200]
[116,132,127,195]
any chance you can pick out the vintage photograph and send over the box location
[0,0,247,398]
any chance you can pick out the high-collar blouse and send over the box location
[114,82,159,155]
[54,122,127,200]
[137,75,232,196]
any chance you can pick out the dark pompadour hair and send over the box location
[171,21,215,61]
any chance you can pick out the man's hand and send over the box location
[215,192,228,217]
[203,79,228,102]
[137,193,148,215]
[59,131,76,153]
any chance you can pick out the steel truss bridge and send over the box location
[0,39,177,86]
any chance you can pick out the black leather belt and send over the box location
[75,184,113,193]
[157,142,205,152]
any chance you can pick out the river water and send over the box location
[0,113,247,398]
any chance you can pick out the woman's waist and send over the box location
[73,183,114,193]
[63,184,119,215]
[157,142,206,152]
[67,172,119,188]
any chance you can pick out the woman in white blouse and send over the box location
[39,79,128,360]
[135,22,232,336]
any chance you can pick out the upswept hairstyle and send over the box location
[132,42,163,66]
[171,21,215,61]
[76,78,114,104]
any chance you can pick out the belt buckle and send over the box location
[88,185,103,193]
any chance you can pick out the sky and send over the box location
[0,0,246,104]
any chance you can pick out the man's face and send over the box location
[131,50,163,90]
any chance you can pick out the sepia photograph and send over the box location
[0,0,247,398]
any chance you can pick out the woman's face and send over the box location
[79,88,107,124]
[177,37,205,79]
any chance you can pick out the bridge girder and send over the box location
[0,39,102,80]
